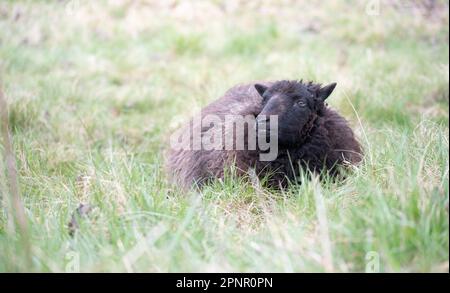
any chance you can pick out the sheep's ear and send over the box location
[254,84,268,97]
[317,82,337,101]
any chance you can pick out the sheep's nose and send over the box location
[255,115,270,134]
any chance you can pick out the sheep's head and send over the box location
[254,80,336,147]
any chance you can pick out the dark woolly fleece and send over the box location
[166,80,362,189]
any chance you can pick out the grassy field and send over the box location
[0,0,448,272]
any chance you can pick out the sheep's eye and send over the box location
[297,101,307,107]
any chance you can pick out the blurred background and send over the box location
[0,0,448,272]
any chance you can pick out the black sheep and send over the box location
[166,80,363,189]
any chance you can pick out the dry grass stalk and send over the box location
[0,82,32,268]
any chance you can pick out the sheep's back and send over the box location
[322,108,363,165]
[166,82,270,189]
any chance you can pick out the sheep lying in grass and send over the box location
[166,80,362,189]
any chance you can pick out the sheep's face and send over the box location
[255,81,336,147]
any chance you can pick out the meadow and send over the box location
[0,0,448,272]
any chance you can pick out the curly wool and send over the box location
[166,80,362,189]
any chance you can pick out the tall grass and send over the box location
[0,0,448,272]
